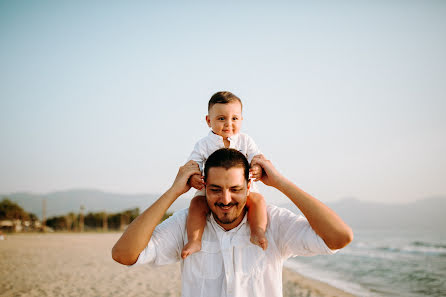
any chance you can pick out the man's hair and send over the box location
[208,91,243,112]
[204,148,250,183]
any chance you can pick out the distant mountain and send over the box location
[2,190,445,229]
[0,189,193,219]
[279,196,446,230]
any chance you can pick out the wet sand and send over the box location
[0,233,356,297]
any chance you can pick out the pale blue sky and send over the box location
[1,0,445,204]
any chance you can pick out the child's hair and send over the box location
[208,91,243,112]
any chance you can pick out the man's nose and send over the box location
[221,190,231,204]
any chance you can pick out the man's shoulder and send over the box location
[174,208,189,219]
[162,208,188,226]
[266,204,303,222]
[266,204,295,214]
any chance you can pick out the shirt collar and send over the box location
[208,211,248,234]
[208,130,240,144]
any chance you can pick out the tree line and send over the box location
[45,208,141,231]
[1,198,172,232]
[0,198,39,222]
[44,208,172,231]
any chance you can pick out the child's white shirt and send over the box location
[188,131,261,172]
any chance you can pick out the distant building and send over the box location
[0,219,43,232]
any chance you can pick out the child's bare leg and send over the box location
[246,192,268,250]
[181,195,209,259]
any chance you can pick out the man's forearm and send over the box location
[276,178,353,250]
[111,188,180,265]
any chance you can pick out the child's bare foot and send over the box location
[250,228,268,250]
[181,240,202,259]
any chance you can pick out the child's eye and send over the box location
[232,117,238,121]
[218,117,225,121]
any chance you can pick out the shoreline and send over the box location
[283,267,357,297]
[1,233,357,297]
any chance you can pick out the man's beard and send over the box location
[211,204,246,225]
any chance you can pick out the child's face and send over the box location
[206,102,243,139]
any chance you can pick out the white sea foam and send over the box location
[287,229,446,297]
[284,260,375,297]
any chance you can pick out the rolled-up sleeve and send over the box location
[131,209,187,267]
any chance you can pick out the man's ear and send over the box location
[246,180,251,196]
[206,115,211,127]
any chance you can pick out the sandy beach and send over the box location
[0,233,356,297]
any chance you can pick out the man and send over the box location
[112,149,353,297]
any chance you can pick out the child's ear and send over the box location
[206,115,211,127]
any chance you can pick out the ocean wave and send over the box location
[402,245,446,256]
[350,240,446,256]
[412,241,446,249]
[291,230,446,297]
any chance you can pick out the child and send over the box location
[181,91,268,259]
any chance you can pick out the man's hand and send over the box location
[250,155,285,189]
[189,173,205,190]
[112,160,202,266]
[252,155,353,250]
[169,161,202,196]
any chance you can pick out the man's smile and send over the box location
[215,202,237,212]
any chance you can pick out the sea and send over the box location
[286,228,446,297]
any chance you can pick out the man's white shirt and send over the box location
[132,205,336,297]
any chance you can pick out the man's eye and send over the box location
[211,189,221,192]
[232,189,241,193]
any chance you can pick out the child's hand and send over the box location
[189,174,205,190]
[250,163,263,181]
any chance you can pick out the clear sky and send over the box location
[1,0,445,204]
